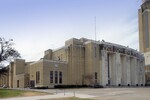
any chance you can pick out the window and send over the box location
[95,47,97,57]
[36,71,40,84]
[55,71,58,84]
[145,12,149,48]
[58,57,60,61]
[95,72,97,83]
[95,72,97,79]
[59,72,62,84]
[50,71,53,83]
[17,80,19,88]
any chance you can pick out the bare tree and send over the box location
[0,37,20,67]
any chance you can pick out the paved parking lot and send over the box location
[3,87,150,100]
[70,87,150,100]
[24,87,150,100]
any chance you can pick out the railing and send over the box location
[52,89,77,97]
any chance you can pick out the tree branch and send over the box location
[0,37,20,66]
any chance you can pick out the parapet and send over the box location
[141,0,150,11]
[65,38,82,46]
[44,49,53,60]
[65,37,91,46]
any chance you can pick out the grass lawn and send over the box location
[43,97,94,100]
[0,89,47,98]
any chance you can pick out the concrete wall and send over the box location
[84,41,100,86]
[66,38,85,85]
[43,60,68,88]
[29,61,44,87]
[9,62,14,88]
[44,49,52,60]
[14,59,25,75]
[13,74,25,88]
[52,48,67,61]
[8,59,26,88]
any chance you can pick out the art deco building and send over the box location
[139,0,150,53]
[0,38,145,88]
[139,0,150,85]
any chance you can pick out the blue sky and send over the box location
[0,0,142,61]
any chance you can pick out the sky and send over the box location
[0,0,142,62]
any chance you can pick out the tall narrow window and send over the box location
[36,71,40,83]
[17,80,19,88]
[50,71,53,83]
[145,12,149,48]
[95,72,97,79]
[107,54,110,85]
[55,71,58,84]
[95,72,97,83]
[95,47,97,57]
[59,72,62,84]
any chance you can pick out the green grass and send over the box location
[0,89,46,98]
[0,89,24,98]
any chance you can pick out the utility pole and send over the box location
[94,16,97,41]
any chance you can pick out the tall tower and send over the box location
[139,0,150,85]
[139,0,150,53]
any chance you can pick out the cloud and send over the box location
[97,17,139,50]
[0,0,141,62]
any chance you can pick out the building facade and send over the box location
[139,0,150,85]
[0,38,145,88]
[139,0,150,53]
[0,67,9,87]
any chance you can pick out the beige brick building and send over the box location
[139,0,150,53]
[0,38,145,88]
[139,0,150,85]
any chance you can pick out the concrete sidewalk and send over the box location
[0,93,96,100]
